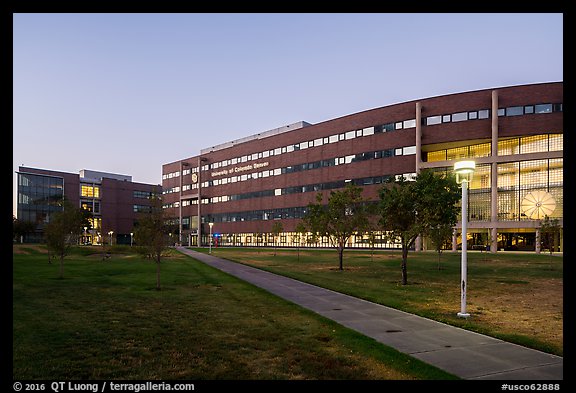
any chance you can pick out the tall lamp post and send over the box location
[130,232,133,247]
[209,222,214,254]
[454,160,475,318]
[108,230,114,246]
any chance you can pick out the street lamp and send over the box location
[108,231,114,246]
[454,160,475,318]
[130,232,133,247]
[83,226,87,245]
[209,222,214,254]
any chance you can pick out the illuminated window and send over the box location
[81,185,100,198]
[520,135,548,154]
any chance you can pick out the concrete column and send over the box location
[490,90,499,253]
[415,102,422,252]
[416,102,422,175]
[535,228,541,254]
[197,157,202,247]
[179,161,183,246]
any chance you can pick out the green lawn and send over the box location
[13,245,457,380]
[202,247,563,356]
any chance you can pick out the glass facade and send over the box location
[498,159,563,221]
[17,173,64,241]
[426,135,563,224]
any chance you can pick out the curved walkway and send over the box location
[176,247,562,380]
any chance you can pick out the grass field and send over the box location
[13,244,457,380]
[201,247,563,356]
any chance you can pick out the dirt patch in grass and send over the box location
[13,244,49,254]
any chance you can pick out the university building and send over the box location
[163,81,563,252]
[16,167,162,244]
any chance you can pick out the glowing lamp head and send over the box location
[454,160,476,184]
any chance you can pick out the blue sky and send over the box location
[13,13,563,215]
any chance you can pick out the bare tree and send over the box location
[133,195,171,290]
[44,201,87,279]
[271,221,284,256]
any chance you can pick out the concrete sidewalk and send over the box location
[176,247,563,380]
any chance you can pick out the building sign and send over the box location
[211,161,269,178]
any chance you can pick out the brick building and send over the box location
[16,167,162,244]
[162,81,563,251]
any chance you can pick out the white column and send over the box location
[490,90,499,253]
[415,102,422,252]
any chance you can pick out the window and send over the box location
[506,106,523,116]
[452,112,468,122]
[403,119,416,128]
[395,122,403,130]
[442,115,451,123]
[362,127,374,136]
[426,115,442,125]
[468,111,478,120]
[478,109,490,119]
[403,146,417,155]
[497,108,505,117]
[524,105,534,114]
[314,138,323,146]
[552,103,562,112]
[329,135,338,143]
[81,185,100,198]
[535,104,552,113]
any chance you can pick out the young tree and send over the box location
[428,223,454,270]
[378,170,460,285]
[303,183,369,270]
[293,222,307,261]
[133,195,170,290]
[44,201,87,279]
[271,221,284,257]
[539,215,561,265]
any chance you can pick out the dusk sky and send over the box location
[13,13,563,215]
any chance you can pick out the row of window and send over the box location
[426,134,562,162]
[191,231,403,249]
[162,144,416,195]
[200,174,416,205]
[134,204,153,213]
[163,101,561,182]
[199,122,408,173]
[134,190,155,199]
[424,103,561,126]
[163,166,199,180]
[197,145,417,189]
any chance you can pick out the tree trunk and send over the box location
[156,257,161,291]
[401,246,408,285]
[338,245,344,270]
[59,255,64,279]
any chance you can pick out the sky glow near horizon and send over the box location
[13,13,563,215]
